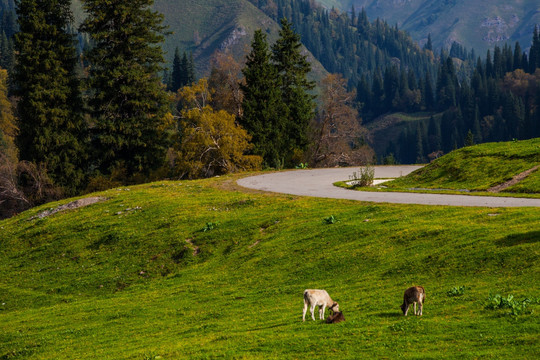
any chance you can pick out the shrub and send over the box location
[349,164,375,187]
[202,222,219,232]
[484,293,533,316]
[447,286,466,297]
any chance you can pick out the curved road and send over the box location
[237,166,540,207]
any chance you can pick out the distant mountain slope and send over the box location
[317,0,540,54]
[72,0,327,79]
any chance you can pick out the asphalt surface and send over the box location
[237,166,540,207]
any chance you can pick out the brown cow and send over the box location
[401,286,425,316]
[326,311,345,323]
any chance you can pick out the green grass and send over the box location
[1,175,540,359]
[384,138,540,193]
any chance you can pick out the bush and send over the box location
[447,286,466,297]
[323,215,337,224]
[349,164,375,187]
[0,154,62,219]
[484,293,533,316]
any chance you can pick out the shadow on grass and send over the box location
[496,231,540,247]
[250,322,290,331]
[375,312,401,318]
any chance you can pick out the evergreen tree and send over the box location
[187,52,196,84]
[170,47,182,92]
[271,18,315,166]
[513,42,522,71]
[529,25,540,73]
[14,0,87,193]
[424,33,433,51]
[80,0,171,179]
[424,71,435,110]
[241,30,285,168]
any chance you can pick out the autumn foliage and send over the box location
[173,79,262,179]
[310,74,374,167]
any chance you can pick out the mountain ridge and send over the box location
[317,0,540,54]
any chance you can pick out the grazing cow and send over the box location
[326,311,345,324]
[303,289,339,321]
[401,286,425,316]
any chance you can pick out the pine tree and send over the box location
[241,30,285,168]
[424,33,433,51]
[187,52,196,84]
[529,25,540,73]
[271,18,315,166]
[170,47,183,92]
[80,0,171,179]
[513,42,522,71]
[14,0,87,193]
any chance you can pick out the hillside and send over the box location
[366,112,443,161]
[72,0,328,78]
[1,171,539,358]
[318,0,540,54]
[386,138,540,193]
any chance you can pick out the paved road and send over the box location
[237,166,540,207]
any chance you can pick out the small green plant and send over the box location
[202,222,219,232]
[142,353,162,360]
[349,164,375,187]
[484,293,533,316]
[447,286,466,297]
[324,215,337,224]
[295,162,309,169]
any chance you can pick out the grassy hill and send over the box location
[1,170,539,358]
[386,138,540,194]
[317,0,540,54]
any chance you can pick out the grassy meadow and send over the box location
[1,171,539,359]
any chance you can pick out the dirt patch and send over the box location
[488,165,540,193]
[29,196,108,220]
[185,238,200,256]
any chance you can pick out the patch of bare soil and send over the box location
[185,238,200,256]
[488,165,540,193]
[29,196,108,220]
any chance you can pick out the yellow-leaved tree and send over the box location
[173,79,261,179]
[0,68,17,163]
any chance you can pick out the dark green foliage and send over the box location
[271,18,315,166]
[447,286,466,297]
[528,25,540,74]
[170,48,196,92]
[80,0,171,180]
[14,0,87,193]
[251,0,436,97]
[484,294,535,316]
[240,30,285,168]
[169,47,182,92]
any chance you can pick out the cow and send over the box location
[401,286,425,316]
[303,289,339,321]
[326,311,345,324]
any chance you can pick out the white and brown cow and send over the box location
[302,289,339,321]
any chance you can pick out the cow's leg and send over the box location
[303,301,308,322]
[310,304,316,321]
[404,303,410,316]
[414,302,417,315]
[320,305,326,320]
[419,302,423,316]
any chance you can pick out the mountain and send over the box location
[317,0,540,54]
[72,0,327,79]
